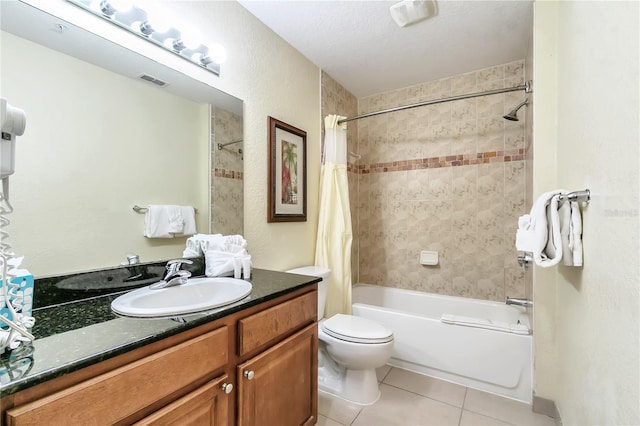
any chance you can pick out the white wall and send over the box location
[533,1,639,424]
[17,0,322,273]
[2,31,209,276]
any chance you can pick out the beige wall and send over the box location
[20,0,322,272]
[352,61,529,302]
[534,1,639,424]
[2,31,209,276]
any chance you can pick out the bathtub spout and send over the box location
[506,297,533,308]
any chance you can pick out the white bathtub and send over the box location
[352,284,532,403]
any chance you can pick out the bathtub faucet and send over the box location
[505,297,533,308]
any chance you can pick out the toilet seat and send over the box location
[321,314,393,344]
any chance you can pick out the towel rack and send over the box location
[217,139,243,150]
[133,205,199,214]
[558,189,590,203]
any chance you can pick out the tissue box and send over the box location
[0,275,34,329]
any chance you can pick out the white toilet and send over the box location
[287,266,393,405]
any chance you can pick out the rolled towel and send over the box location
[183,234,223,257]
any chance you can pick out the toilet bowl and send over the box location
[287,266,394,405]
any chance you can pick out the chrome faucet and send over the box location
[506,297,533,308]
[149,259,193,289]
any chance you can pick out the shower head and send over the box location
[503,98,529,121]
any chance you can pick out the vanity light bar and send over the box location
[66,0,225,76]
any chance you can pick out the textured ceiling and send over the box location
[239,0,533,98]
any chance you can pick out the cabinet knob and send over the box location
[221,383,233,394]
[244,370,255,380]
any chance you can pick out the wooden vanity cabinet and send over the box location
[237,324,317,426]
[236,291,318,426]
[134,374,231,426]
[2,285,317,426]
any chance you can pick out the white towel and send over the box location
[144,205,183,238]
[570,201,583,266]
[174,206,197,237]
[182,233,223,257]
[202,235,250,277]
[515,190,583,267]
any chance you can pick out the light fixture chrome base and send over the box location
[66,0,222,76]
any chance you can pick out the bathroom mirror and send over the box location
[0,1,244,277]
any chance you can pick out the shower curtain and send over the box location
[315,115,353,317]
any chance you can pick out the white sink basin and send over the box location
[111,277,252,318]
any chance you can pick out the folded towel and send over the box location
[441,314,530,335]
[144,205,183,238]
[182,233,223,257]
[203,234,247,253]
[202,235,250,277]
[173,206,197,237]
[515,190,583,268]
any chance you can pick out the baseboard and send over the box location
[532,393,562,425]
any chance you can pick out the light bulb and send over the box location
[109,0,133,11]
[209,43,227,64]
[94,0,132,16]
[179,30,202,50]
[144,8,172,34]
[193,53,212,66]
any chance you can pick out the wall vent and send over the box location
[138,74,168,87]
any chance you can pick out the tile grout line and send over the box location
[458,387,469,426]
[379,381,468,412]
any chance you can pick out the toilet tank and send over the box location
[286,266,330,320]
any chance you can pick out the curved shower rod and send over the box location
[337,80,533,125]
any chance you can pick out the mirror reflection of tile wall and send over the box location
[211,107,244,235]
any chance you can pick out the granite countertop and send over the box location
[0,262,319,397]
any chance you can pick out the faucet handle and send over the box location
[166,258,194,266]
[165,258,193,271]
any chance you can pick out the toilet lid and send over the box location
[321,314,393,344]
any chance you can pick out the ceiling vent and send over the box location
[138,74,168,87]
[390,0,438,28]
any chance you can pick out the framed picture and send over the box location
[268,116,307,222]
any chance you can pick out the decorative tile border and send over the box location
[214,168,243,180]
[347,149,525,174]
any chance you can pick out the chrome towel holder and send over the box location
[133,205,199,214]
[558,189,590,203]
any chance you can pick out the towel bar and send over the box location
[558,189,590,203]
[133,205,199,214]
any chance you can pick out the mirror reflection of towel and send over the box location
[173,206,197,237]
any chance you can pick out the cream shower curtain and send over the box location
[314,115,353,317]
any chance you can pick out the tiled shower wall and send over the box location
[321,60,530,302]
[321,72,359,284]
[211,107,244,235]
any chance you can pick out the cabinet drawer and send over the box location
[6,326,228,426]
[238,291,316,356]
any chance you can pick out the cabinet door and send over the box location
[134,375,231,426]
[237,324,317,426]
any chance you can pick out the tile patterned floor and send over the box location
[317,366,556,426]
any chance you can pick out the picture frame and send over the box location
[267,116,307,222]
